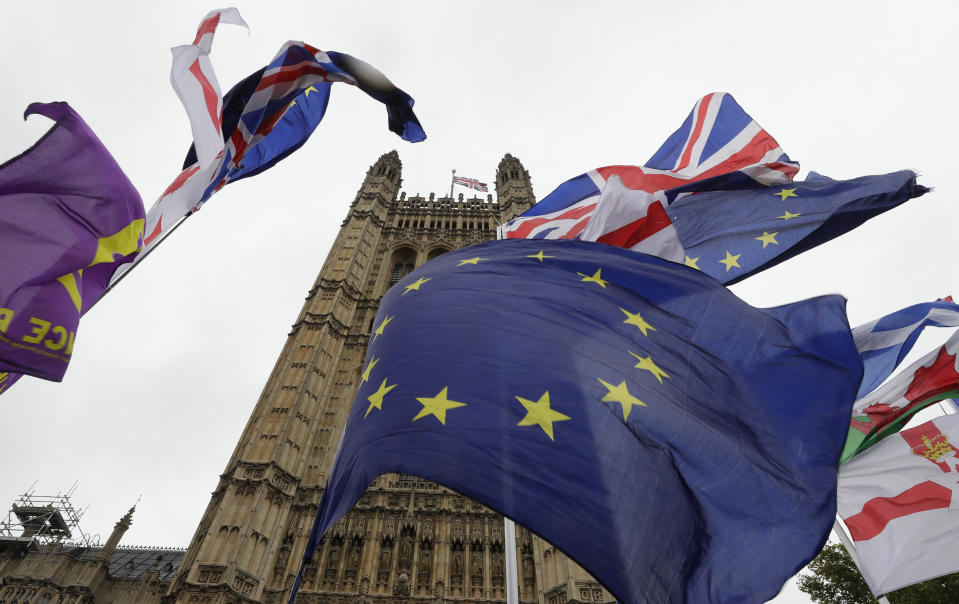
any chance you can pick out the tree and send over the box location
[798,543,959,604]
[798,543,876,603]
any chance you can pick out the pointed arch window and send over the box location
[389,247,417,286]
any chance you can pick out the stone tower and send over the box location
[160,152,612,604]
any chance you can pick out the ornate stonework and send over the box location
[0,153,614,604]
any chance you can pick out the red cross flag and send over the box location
[838,413,959,595]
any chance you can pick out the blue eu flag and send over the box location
[293,239,862,603]
[669,170,927,284]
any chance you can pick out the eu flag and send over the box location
[668,170,927,284]
[294,239,862,603]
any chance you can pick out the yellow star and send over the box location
[289,100,296,107]
[414,387,467,424]
[361,357,379,384]
[778,210,801,221]
[684,256,700,270]
[620,308,656,336]
[304,85,319,97]
[372,315,394,341]
[365,377,397,419]
[718,251,741,272]
[527,250,555,262]
[776,188,798,200]
[597,378,647,421]
[457,257,486,266]
[755,231,779,248]
[402,277,431,295]
[515,391,571,441]
[629,351,670,383]
[577,268,609,288]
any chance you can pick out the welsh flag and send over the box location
[842,329,959,461]
[838,414,959,595]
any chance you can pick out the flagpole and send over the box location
[450,168,456,199]
[89,211,193,309]
[495,191,520,602]
[504,517,519,604]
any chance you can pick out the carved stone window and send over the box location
[388,247,416,285]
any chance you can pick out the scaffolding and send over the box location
[0,483,94,552]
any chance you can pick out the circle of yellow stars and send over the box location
[357,248,685,440]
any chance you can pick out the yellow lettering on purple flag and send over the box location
[22,317,52,344]
[44,326,69,351]
[65,331,75,356]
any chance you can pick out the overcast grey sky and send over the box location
[2,1,958,601]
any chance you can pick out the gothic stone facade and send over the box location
[0,153,613,604]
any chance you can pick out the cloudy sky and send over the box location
[2,1,958,601]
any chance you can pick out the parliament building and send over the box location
[0,153,614,604]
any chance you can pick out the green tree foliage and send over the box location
[798,543,876,603]
[798,543,959,604]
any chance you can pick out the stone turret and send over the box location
[98,505,135,561]
[494,153,535,221]
[352,150,404,211]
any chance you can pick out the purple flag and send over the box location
[0,102,145,383]
[0,372,21,395]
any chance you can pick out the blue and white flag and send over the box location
[853,298,959,397]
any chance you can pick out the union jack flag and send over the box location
[139,9,425,257]
[453,176,488,192]
[499,92,798,242]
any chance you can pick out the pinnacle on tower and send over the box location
[98,504,135,561]
[366,150,402,183]
[352,150,404,209]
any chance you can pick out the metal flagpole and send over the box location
[492,182,519,604]
[450,168,456,199]
[504,517,519,604]
[87,211,193,311]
